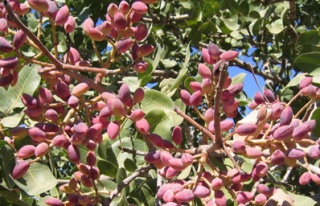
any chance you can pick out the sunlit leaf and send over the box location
[14,162,57,196]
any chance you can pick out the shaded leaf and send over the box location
[295,52,320,73]
[0,64,41,126]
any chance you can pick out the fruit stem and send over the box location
[174,106,215,142]
[214,61,229,148]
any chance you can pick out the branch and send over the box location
[4,0,62,68]
[213,62,228,147]
[104,165,153,205]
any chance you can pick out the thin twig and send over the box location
[174,106,215,142]
[214,61,228,147]
[104,164,153,205]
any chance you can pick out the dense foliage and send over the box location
[1,0,320,205]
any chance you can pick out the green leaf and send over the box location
[0,144,16,189]
[0,187,28,206]
[296,30,320,53]
[285,73,305,88]
[169,43,191,91]
[220,0,240,14]
[14,162,57,196]
[221,18,240,31]
[0,64,41,127]
[160,59,177,68]
[97,160,118,178]
[232,73,247,84]
[140,75,153,87]
[26,13,40,32]
[266,19,284,34]
[57,32,68,53]
[1,112,25,129]
[141,90,184,134]
[111,137,148,167]
[177,164,192,179]
[97,139,119,177]
[311,108,320,137]
[152,45,166,73]
[288,192,317,205]
[312,75,320,87]
[124,158,137,172]
[294,52,320,73]
[116,167,127,184]
[145,109,172,139]
[123,77,140,92]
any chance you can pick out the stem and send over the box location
[214,62,228,147]
[104,165,153,205]
[174,106,215,142]
[294,99,315,118]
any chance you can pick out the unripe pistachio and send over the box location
[38,87,53,104]
[132,2,148,14]
[13,29,27,49]
[113,11,127,31]
[34,142,49,157]
[207,42,220,59]
[67,144,80,164]
[287,148,305,159]
[12,161,30,179]
[0,57,19,69]
[71,82,90,97]
[279,106,293,126]
[133,60,148,73]
[220,50,238,61]
[136,44,154,57]
[263,89,276,102]
[172,126,183,145]
[201,48,216,64]
[175,189,195,203]
[55,5,69,26]
[17,145,36,159]
[27,0,49,12]
[107,3,118,17]
[10,126,28,140]
[193,184,210,198]
[198,63,212,79]
[299,172,312,185]
[134,23,148,41]
[133,87,145,103]
[0,36,13,52]
[107,121,120,140]
[116,38,132,54]
[64,16,76,33]
[190,90,202,106]
[270,149,285,165]
[235,123,257,136]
